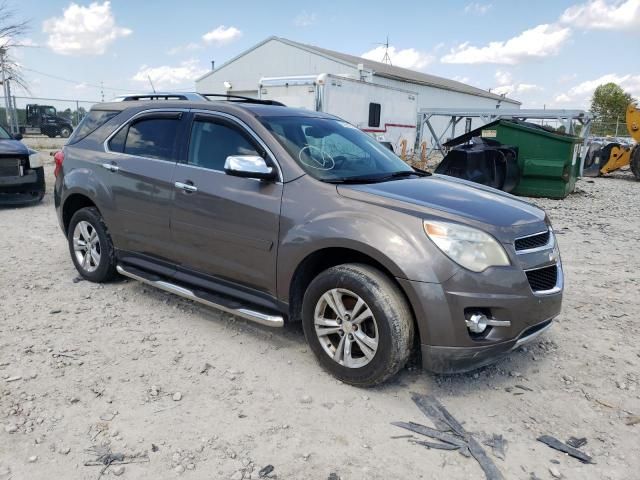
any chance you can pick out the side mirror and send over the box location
[224,155,276,181]
[13,133,23,141]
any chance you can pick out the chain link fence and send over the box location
[1,95,99,136]
[590,120,632,139]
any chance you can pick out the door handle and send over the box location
[175,181,198,193]
[101,162,119,173]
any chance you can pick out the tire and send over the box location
[302,263,414,387]
[67,207,118,282]
[60,126,72,138]
[631,145,640,180]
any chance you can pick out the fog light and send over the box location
[466,313,488,333]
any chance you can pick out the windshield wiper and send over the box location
[388,170,429,179]
[321,168,430,184]
[321,175,387,184]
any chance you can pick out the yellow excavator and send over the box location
[584,103,640,179]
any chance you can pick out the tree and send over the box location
[590,83,634,136]
[0,2,30,91]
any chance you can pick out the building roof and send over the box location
[197,36,521,105]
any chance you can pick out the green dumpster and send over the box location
[478,120,583,199]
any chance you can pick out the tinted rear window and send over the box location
[68,110,119,143]
[123,118,180,161]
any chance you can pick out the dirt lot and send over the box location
[1,139,639,479]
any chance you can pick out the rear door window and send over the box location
[114,116,181,161]
[188,118,261,171]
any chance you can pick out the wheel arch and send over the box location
[287,247,418,331]
[62,193,100,235]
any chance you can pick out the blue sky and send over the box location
[7,0,640,108]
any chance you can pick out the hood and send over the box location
[337,174,546,235]
[0,139,31,156]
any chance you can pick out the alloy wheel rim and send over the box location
[314,288,379,368]
[72,220,101,273]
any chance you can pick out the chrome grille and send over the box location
[515,230,550,251]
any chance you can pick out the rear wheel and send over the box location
[67,207,117,282]
[302,263,414,387]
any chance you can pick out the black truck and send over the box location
[19,104,73,138]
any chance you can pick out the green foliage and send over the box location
[590,83,634,136]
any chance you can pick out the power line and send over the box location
[20,67,132,92]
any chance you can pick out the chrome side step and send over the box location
[116,265,284,327]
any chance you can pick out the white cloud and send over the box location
[493,82,542,96]
[464,2,493,15]
[441,24,570,64]
[560,0,640,30]
[294,11,317,27]
[453,75,470,84]
[43,1,131,55]
[516,83,542,93]
[554,73,640,105]
[202,25,242,46]
[167,42,201,56]
[495,70,512,86]
[132,59,208,89]
[361,46,434,70]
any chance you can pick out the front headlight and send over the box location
[423,220,510,272]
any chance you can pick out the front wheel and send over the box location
[302,263,414,387]
[59,126,72,138]
[67,207,118,282]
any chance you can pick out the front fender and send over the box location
[277,177,459,301]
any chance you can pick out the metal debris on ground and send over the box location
[393,393,505,480]
[483,434,508,460]
[84,445,150,478]
[515,384,533,392]
[566,436,587,448]
[258,464,274,477]
[536,435,594,464]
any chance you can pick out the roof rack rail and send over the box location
[201,93,286,106]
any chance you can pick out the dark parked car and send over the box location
[54,99,563,386]
[0,125,45,205]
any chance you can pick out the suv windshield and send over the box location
[0,125,11,139]
[261,116,415,182]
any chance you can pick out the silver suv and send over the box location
[54,99,562,386]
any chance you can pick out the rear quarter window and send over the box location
[67,110,119,144]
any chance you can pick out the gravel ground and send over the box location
[1,140,639,480]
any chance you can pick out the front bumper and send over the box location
[398,261,563,374]
[421,319,553,373]
[0,167,45,206]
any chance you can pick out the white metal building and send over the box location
[195,37,521,145]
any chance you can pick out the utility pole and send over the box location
[615,116,619,136]
[100,81,104,102]
[0,47,12,132]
